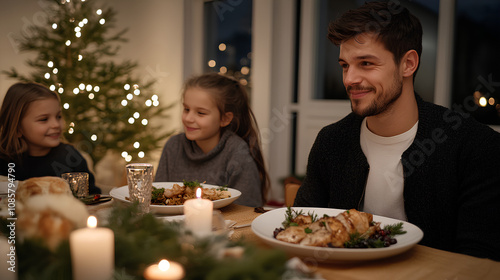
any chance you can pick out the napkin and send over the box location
[285,257,326,280]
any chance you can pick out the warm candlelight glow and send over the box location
[196,188,202,198]
[158,259,170,271]
[144,259,185,280]
[87,216,97,228]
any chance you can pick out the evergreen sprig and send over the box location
[182,180,201,190]
[384,222,407,236]
[281,206,319,228]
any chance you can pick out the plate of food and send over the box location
[251,207,423,262]
[110,181,241,215]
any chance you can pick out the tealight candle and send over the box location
[184,188,213,237]
[70,216,114,280]
[144,259,185,280]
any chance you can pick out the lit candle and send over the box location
[70,216,114,280]
[144,259,185,280]
[184,188,213,237]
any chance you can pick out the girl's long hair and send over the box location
[0,82,61,162]
[183,73,270,202]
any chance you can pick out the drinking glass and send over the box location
[126,163,154,215]
[212,210,229,236]
[62,172,89,198]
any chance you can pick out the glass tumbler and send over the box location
[61,172,89,198]
[125,163,154,215]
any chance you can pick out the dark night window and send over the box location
[452,0,500,125]
[203,0,252,87]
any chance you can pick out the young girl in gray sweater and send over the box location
[155,73,269,207]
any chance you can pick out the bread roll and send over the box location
[16,194,89,250]
[17,176,72,203]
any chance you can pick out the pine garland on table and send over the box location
[2,204,289,280]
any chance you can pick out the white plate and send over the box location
[251,207,424,262]
[109,182,241,215]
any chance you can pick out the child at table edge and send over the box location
[155,73,269,207]
[0,82,101,194]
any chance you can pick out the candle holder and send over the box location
[62,172,89,198]
[125,163,154,215]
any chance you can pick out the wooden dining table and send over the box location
[217,204,500,280]
[88,201,500,280]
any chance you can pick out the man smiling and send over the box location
[294,1,500,261]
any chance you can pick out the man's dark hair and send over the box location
[328,1,423,77]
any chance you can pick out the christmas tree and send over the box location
[3,0,173,165]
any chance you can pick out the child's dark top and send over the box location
[0,143,101,194]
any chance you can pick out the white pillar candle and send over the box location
[144,259,185,280]
[70,216,114,280]
[184,188,213,237]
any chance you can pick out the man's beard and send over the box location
[349,73,403,118]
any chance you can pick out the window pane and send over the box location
[314,0,439,102]
[203,0,252,87]
[452,0,500,125]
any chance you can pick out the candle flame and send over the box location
[87,216,97,228]
[158,259,170,271]
[196,187,202,198]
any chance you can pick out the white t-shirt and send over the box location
[360,118,418,220]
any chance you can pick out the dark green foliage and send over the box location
[7,204,288,280]
[182,180,201,190]
[17,238,73,280]
[281,206,318,228]
[150,186,166,204]
[384,222,407,236]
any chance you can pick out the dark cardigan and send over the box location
[0,143,101,194]
[294,94,500,261]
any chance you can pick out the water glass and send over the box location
[126,163,154,215]
[62,172,89,198]
[212,210,229,236]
